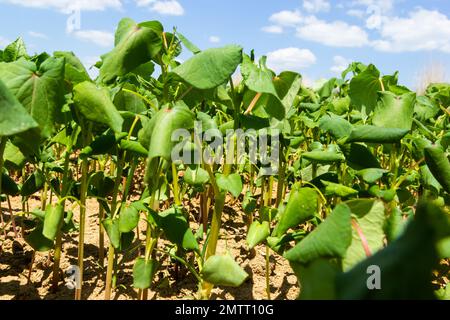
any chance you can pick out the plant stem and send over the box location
[98,204,105,266]
[51,228,62,291]
[75,158,89,300]
[75,122,92,300]
[200,190,226,299]
[0,137,6,235]
[172,162,181,206]
[265,245,271,300]
[41,168,48,211]
[104,153,125,300]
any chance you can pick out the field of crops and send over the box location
[0,18,449,300]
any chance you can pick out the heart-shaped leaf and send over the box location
[100,18,162,84]
[172,45,242,90]
[0,79,38,137]
[119,205,140,233]
[43,204,65,241]
[216,173,243,197]
[0,57,64,138]
[73,81,124,133]
[133,257,157,289]
[273,185,318,237]
[284,204,352,264]
[201,254,248,287]
[247,221,270,249]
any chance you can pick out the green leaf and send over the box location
[241,55,285,120]
[133,257,157,289]
[100,18,162,83]
[54,51,90,84]
[437,237,450,259]
[216,173,243,197]
[302,149,345,164]
[43,204,64,241]
[337,201,450,299]
[322,181,358,198]
[242,192,257,214]
[329,96,350,115]
[436,284,450,300]
[113,85,147,114]
[141,105,194,162]
[291,259,339,300]
[414,96,440,122]
[357,168,388,184]
[1,172,19,196]
[120,140,148,157]
[172,45,242,90]
[343,200,386,271]
[385,207,408,243]
[0,57,64,137]
[273,186,318,237]
[284,204,352,264]
[184,166,209,186]
[177,32,201,54]
[246,221,270,249]
[154,207,199,252]
[319,114,353,140]
[420,164,442,193]
[118,205,140,233]
[345,126,409,144]
[25,224,53,252]
[424,145,450,193]
[373,92,416,130]
[21,170,45,197]
[102,218,121,249]
[274,71,302,114]
[80,133,116,158]
[73,81,124,133]
[317,78,338,99]
[341,143,381,170]
[349,64,382,112]
[201,254,249,287]
[0,79,38,136]
[2,38,27,62]
[3,140,27,169]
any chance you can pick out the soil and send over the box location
[0,195,299,300]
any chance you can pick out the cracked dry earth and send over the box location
[0,195,299,300]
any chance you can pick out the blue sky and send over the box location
[0,0,449,88]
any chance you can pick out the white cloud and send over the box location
[0,36,10,47]
[303,0,330,13]
[264,9,368,48]
[262,25,284,34]
[372,9,450,53]
[296,16,369,47]
[73,30,114,47]
[28,31,48,39]
[266,47,317,72]
[208,36,220,43]
[331,55,351,73]
[2,0,122,13]
[351,0,394,12]
[136,0,184,16]
[269,10,302,27]
[349,0,395,29]
[347,9,365,18]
